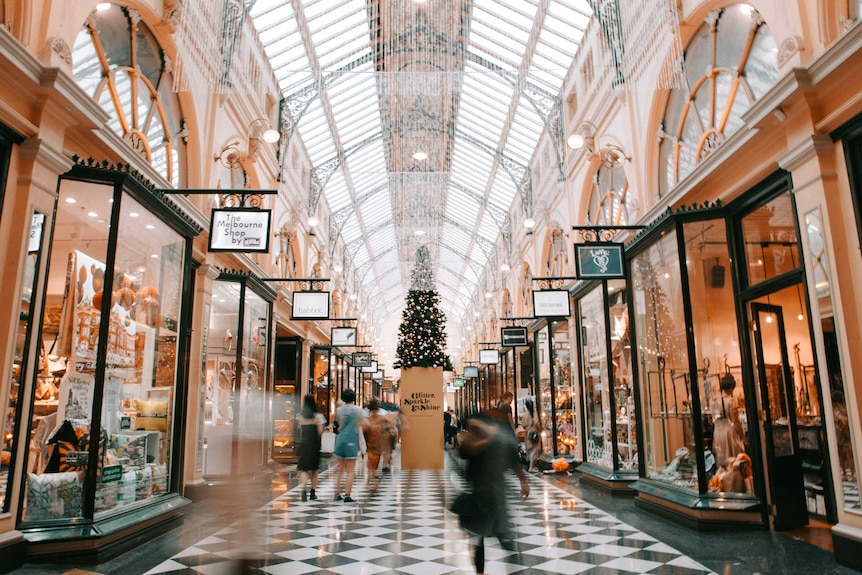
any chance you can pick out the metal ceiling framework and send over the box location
[249,0,591,345]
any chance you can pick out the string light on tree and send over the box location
[395,246,453,371]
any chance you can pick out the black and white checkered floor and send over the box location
[143,455,716,575]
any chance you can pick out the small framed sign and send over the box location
[361,360,379,374]
[372,370,384,380]
[463,365,479,378]
[575,243,625,279]
[501,326,528,347]
[452,377,465,387]
[353,351,372,367]
[292,291,330,320]
[533,290,571,317]
[479,349,499,365]
[209,208,272,252]
[331,326,357,346]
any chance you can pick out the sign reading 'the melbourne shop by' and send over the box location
[209,208,272,253]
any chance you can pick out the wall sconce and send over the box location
[215,118,280,168]
[567,121,630,168]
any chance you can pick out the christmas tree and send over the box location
[395,246,453,370]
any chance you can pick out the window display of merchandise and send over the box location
[578,281,637,475]
[12,167,198,525]
[202,277,272,478]
[631,214,756,496]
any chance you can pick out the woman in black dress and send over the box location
[296,393,326,501]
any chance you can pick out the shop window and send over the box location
[201,278,271,478]
[631,231,699,489]
[804,208,860,511]
[72,5,185,186]
[740,191,800,287]
[658,5,778,195]
[2,213,47,512]
[21,170,193,524]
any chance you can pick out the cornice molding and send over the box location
[777,134,834,172]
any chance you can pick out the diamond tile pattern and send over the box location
[143,458,717,575]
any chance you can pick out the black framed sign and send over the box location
[479,349,499,364]
[291,291,330,319]
[575,242,625,279]
[331,326,357,346]
[532,289,571,317]
[353,351,372,367]
[208,208,271,252]
[361,360,379,374]
[501,326,528,347]
[463,366,479,378]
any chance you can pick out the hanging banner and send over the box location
[208,208,271,252]
[501,326,528,346]
[353,351,372,367]
[291,291,330,319]
[463,365,479,378]
[533,290,571,317]
[575,243,625,279]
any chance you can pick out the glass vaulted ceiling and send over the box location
[250,0,591,340]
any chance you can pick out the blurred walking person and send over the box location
[296,393,326,500]
[454,412,529,575]
[332,388,365,502]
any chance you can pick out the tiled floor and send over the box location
[7,449,861,575]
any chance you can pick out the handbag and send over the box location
[527,430,539,443]
[449,491,493,535]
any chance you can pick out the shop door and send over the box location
[750,302,807,530]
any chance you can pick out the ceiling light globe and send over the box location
[412,151,428,161]
[523,217,536,229]
[308,215,319,227]
[500,263,510,271]
[262,128,280,143]
[95,2,112,11]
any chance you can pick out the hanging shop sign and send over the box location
[372,370,384,380]
[479,349,499,365]
[361,360,378,373]
[208,208,272,252]
[291,291,330,319]
[532,289,571,317]
[331,326,357,346]
[452,377,465,387]
[575,242,625,279]
[463,365,479,378]
[382,379,394,390]
[501,326,528,346]
[353,351,372,367]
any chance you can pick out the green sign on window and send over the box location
[101,465,123,484]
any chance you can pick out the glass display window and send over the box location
[578,279,636,477]
[19,164,198,527]
[202,275,273,478]
[631,229,699,490]
[741,192,800,287]
[552,320,576,457]
[3,212,47,513]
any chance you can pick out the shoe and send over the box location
[309,489,317,500]
[301,489,307,501]
[343,496,355,503]
[333,494,343,501]
[382,467,390,474]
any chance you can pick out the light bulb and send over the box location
[308,215,319,227]
[567,133,585,149]
[262,128,280,143]
[523,217,536,229]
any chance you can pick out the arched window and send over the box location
[72,5,185,186]
[588,163,629,226]
[658,5,778,195]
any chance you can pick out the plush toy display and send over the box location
[552,457,570,473]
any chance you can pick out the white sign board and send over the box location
[479,349,499,365]
[29,213,45,253]
[291,291,330,320]
[532,290,571,317]
[209,209,271,252]
[331,326,357,346]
